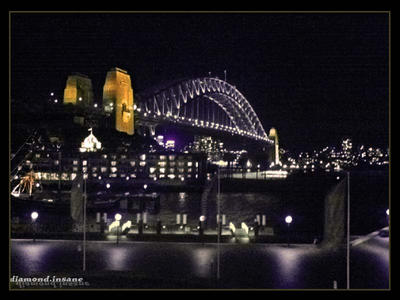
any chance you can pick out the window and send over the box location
[111,161,117,166]
[159,155,166,161]
[139,161,146,167]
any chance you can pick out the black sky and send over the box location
[10,12,389,152]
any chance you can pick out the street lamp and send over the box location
[285,215,292,247]
[115,213,122,245]
[199,215,205,236]
[31,211,38,242]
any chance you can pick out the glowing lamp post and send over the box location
[31,211,39,242]
[285,215,293,247]
[115,213,122,245]
[199,215,205,236]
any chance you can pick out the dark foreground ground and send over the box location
[10,229,389,290]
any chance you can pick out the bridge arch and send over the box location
[136,77,272,143]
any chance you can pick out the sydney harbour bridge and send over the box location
[134,76,273,145]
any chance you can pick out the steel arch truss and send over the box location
[137,77,273,143]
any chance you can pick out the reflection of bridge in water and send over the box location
[135,77,273,144]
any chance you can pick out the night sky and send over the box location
[10,12,389,152]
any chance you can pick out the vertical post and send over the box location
[83,174,87,272]
[58,150,62,195]
[217,166,221,282]
[116,223,119,245]
[347,171,350,289]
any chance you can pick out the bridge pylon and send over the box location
[102,67,135,135]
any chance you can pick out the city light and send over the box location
[31,211,39,221]
[285,216,293,224]
[114,213,122,221]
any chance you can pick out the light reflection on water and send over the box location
[192,247,215,278]
[12,242,51,274]
[268,246,317,286]
[105,246,131,271]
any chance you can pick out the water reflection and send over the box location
[105,246,131,271]
[268,246,313,287]
[192,247,215,278]
[13,242,51,274]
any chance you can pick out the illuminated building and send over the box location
[103,67,135,135]
[165,140,175,151]
[63,73,94,106]
[79,128,102,153]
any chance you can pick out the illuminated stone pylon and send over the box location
[103,67,134,135]
[63,73,94,106]
[268,127,280,166]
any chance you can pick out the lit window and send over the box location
[178,168,184,173]
[159,155,166,160]
[169,155,175,161]
[158,162,167,167]
[82,160,87,166]
[160,168,165,173]
[130,161,136,167]
[150,167,156,174]
[73,160,78,165]
[139,161,146,167]
[140,154,146,161]
[111,161,117,166]
[187,162,193,167]
[188,168,192,173]
[101,167,107,173]
[111,167,117,173]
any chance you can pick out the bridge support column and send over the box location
[137,124,157,137]
[148,125,156,137]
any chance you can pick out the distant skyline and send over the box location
[10,12,390,152]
